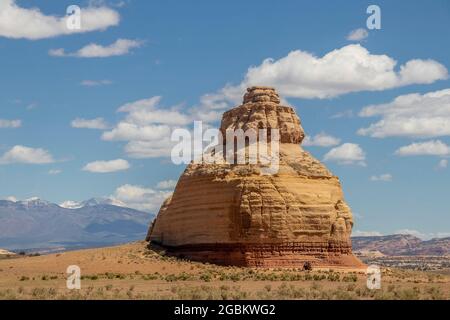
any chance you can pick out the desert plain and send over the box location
[0,241,448,300]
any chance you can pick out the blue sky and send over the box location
[0,0,449,238]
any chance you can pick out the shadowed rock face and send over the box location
[147,86,364,268]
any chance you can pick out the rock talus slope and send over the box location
[147,87,364,268]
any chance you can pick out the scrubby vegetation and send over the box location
[0,241,448,300]
[0,281,446,300]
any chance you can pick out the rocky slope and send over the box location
[0,198,154,252]
[352,234,450,256]
[147,86,364,268]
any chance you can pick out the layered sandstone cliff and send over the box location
[147,86,364,268]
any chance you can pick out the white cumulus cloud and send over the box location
[330,110,354,119]
[370,174,393,182]
[102,96,192,158]
[346,28,369,41]
[358,88,450,138]
[0,119,21,128]
[81,79,112,86]
[303,132,341,147]
[123,139,174,159]
[71,117,108,129]
[0,145,54,164]
[352,230,383,237]
[116,96,191,126]
[110,184,171,212]
[323,143,366,166]
[49,38,142,58]
[201,45,447,106]
[0,0,119,40]
[438,159,448,169]
[395,140,450,156]
[156,180,177,190]
[82,159,130,173]
[102,123,172,141]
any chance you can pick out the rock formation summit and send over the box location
[147,86,364,268]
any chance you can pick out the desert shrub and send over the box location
[228,273,241,282]
[313,274,326,281]
[232,290,248,300]
[426,286,443,300]
[395,288,420,300]
[165,274,178,282]
[304,273,313,281]
[275,283,307,299]
[177,272,193,281]
[126,290,134,299]
[280,272,302,281]
[102,272,125,279]
[31,287,47,298]
[332,290,354,300]
[162,272,194,282]
[346,283,357,291]
[0,289,16,299]
[199,273,212,282]
[327,272,341,282]
[47,288,57,297]
[311,282,322,291]
[142,273,158,280]
[342,274,357,282]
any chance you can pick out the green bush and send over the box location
[199,273,212,282]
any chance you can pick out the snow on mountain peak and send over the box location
[59,200,83,209]
[83,197,126,207]
[19,197,51,206]
[60,197,126,209]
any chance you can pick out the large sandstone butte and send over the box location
[147,86,364,268]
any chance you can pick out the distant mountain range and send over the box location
[0,197,154,252]
[1,198,448,257]
[352,234,450,256]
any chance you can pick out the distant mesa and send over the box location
[147,86,365,268]
[352,234,450,256]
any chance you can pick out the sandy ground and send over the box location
[0,241,448,300]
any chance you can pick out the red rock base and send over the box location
[150,242,366,269]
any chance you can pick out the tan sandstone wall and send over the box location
[147,87,364,268]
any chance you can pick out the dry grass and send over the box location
[0,241,448,300]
